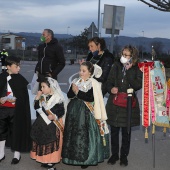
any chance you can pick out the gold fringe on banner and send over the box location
[145,128,148,139]
[152,124,155,134]
[153,122,170,128]
[163,127,167,134]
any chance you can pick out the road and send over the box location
[0,61,170,170]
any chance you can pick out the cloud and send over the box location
[0,0,170,38]
[0,1,98,35]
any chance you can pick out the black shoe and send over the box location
[107,155,119,165]
[41,163,55,168]
[81,165,89,169]
[11,156,21,164]
[0,155,5,162]
[120,157,128,166]
[47,168,56,170]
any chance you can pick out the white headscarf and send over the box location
[41,77,65,109]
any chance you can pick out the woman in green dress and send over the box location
[62,61,109,169]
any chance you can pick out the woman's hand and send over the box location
[79,59,85,65]
[125,63,133,70]
[72,83,79,95]
[111,87,118,94]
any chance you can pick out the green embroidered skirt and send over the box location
[62,98,109,165]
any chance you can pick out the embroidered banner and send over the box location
[150,61,169,127]
[139,61,170,133]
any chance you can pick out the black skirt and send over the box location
[30,115,58,145]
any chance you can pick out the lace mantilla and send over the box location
[73,78,92,92]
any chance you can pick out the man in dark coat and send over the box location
[35,29,65,81]
[0,56,31,164]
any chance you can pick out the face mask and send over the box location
[40,36,46,42]
[92,50,99,57]
[120,56,129,64]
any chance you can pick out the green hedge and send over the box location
[158,58,170,68]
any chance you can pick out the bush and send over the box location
[158,58,170,68]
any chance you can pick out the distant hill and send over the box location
[2,32,169,53]
[104,36,170,53]
[15,32,73,47]
[16,32,73,39]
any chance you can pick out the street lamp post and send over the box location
[142,31,144,59]
[100,12,104,37]
[67,26,70,35]
[152,45,156,61]
[66,26,70,60]
[97,0,101,37]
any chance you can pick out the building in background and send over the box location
[0,33,25,50]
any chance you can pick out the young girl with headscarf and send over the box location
[30,77,65,170]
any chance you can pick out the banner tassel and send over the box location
[152,124,155,134]
[163,127,166,137]
[145,128,148,139]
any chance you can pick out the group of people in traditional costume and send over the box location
[0,29,143,170]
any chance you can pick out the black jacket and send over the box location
[35,38,65,79]
[87,49,114,95]
[106,61,143,127]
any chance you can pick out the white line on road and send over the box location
[69,72,79,84]
[27,70,34,72]
[59,83,67,85]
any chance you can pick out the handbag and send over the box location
[113,92,136,108]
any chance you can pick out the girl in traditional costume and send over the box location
[106,45,142,166]
[30,77,65,170]
[62,61,109,169]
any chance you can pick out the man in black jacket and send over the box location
[35,29,65,81]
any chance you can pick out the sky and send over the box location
[0,0,170,39]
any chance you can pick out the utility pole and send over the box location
[142,30,144,59]
[97,0,101,37]
[100,12,104,37]
[67,26,70,35]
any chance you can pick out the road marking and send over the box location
[21,65,35,66]
[69,72,79,84]
[59,83,67,85]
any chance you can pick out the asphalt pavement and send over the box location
[0,61,170,170]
